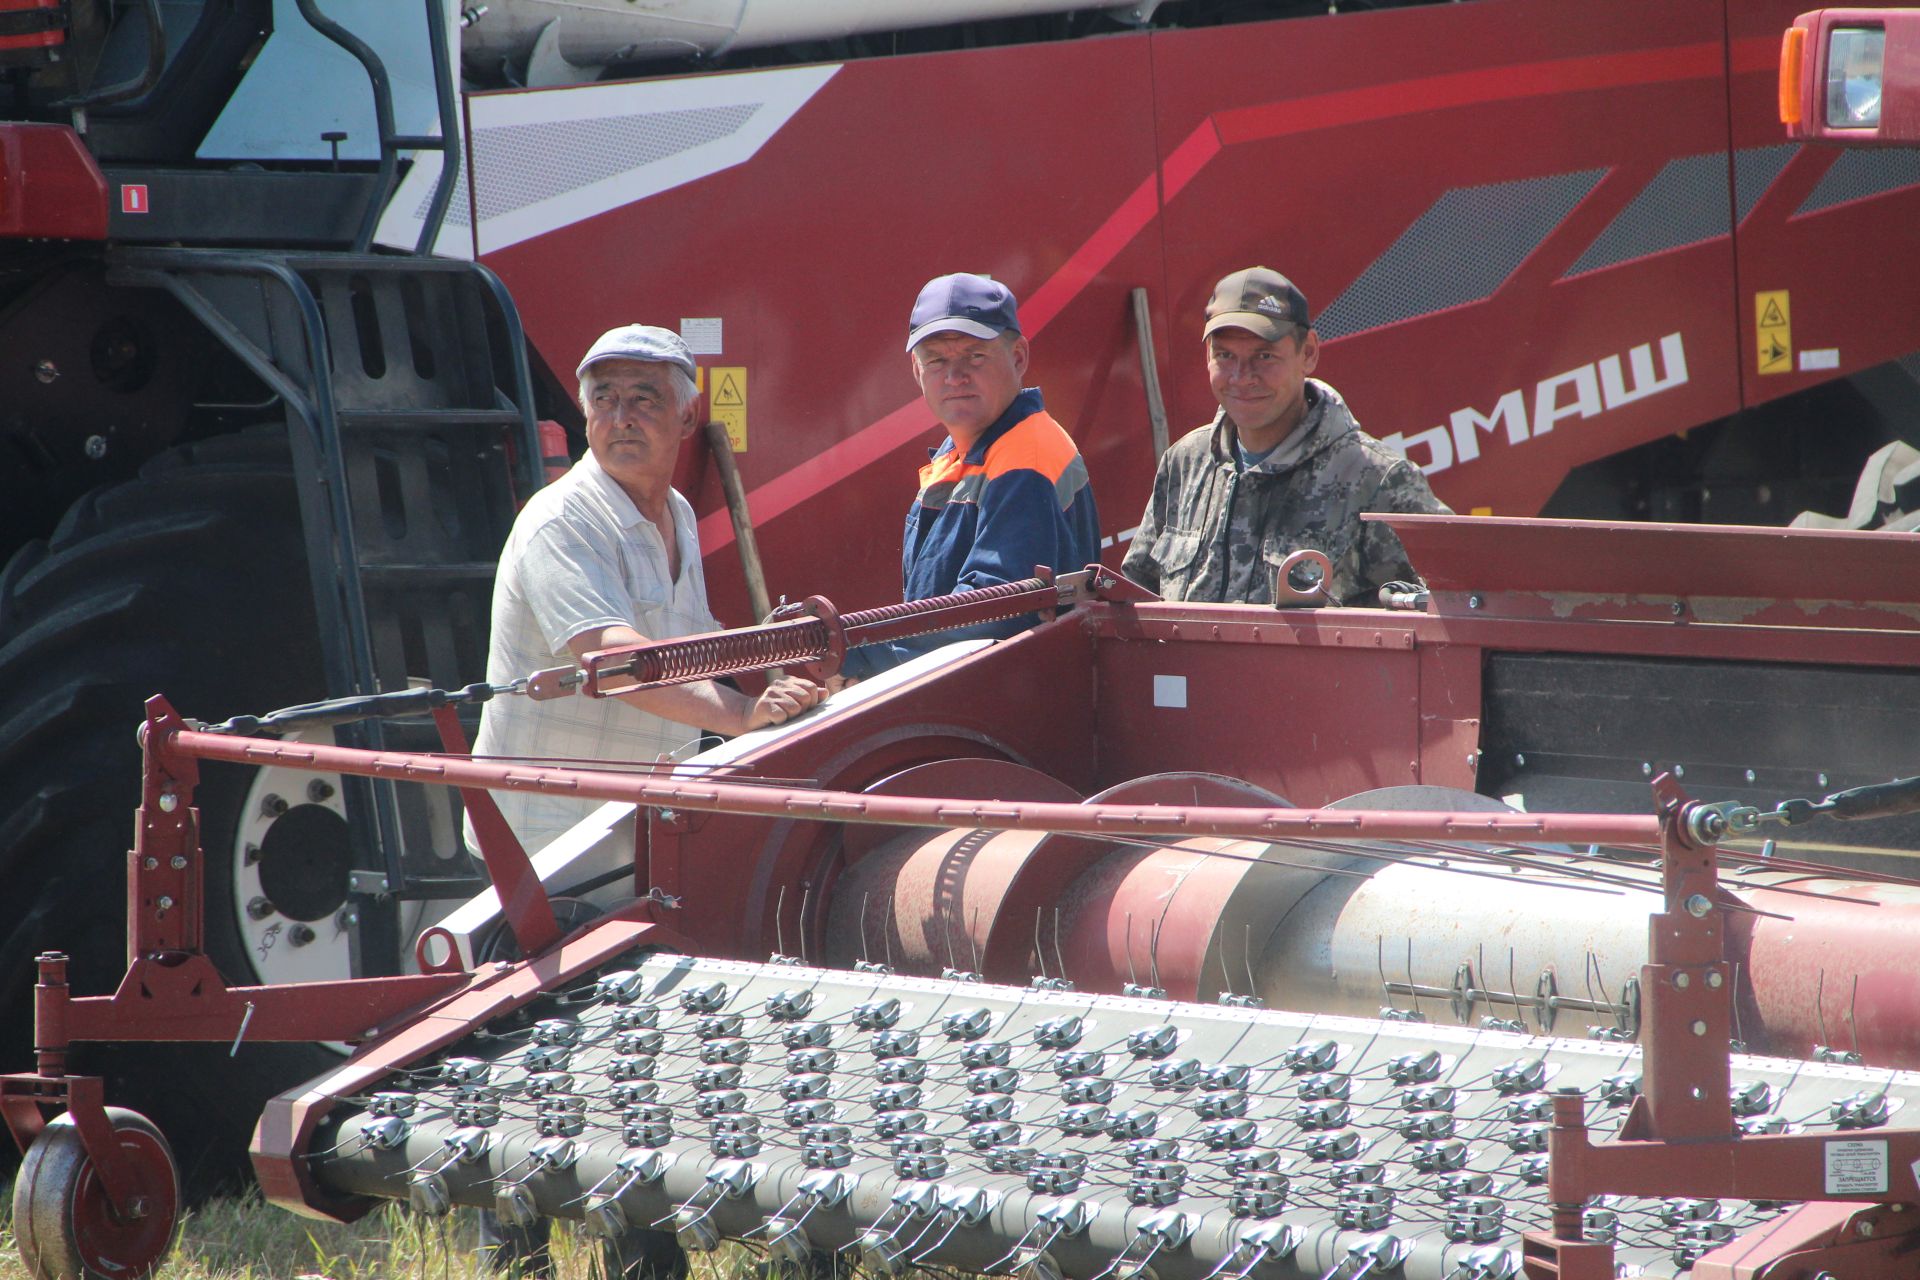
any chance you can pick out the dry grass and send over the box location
[0,1192,763,1280]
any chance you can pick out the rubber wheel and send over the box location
[12,1107,182,1280]
[0,433,336,1186]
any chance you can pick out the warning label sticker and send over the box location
[709,366,747,452]
[1825,1139,1889,1195]
[1756,290,1792,375]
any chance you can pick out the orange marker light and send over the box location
[1780,25,1806,125]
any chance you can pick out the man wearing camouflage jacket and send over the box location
[1122,266,1448,605]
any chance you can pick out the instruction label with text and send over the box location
[1825,1138,1889,1194]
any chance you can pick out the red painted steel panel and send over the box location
[0,124,109,241]
[1149,0,1745,518]
[1091,626,1423,806]
[1383,512,1920,606]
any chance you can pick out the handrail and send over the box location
[290,0,462,255]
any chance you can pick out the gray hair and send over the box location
[578,363,701,416]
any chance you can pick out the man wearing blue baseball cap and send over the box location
[472,324,829,854]
[842,273,1101,676]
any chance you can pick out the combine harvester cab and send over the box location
[11,509,1920,1280]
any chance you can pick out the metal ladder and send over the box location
[108,247,544,966]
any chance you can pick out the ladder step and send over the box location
[359,562,498,585]
[338,408,526,431]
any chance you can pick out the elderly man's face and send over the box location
[1207,327,1320,447]
[583,358,695,493]
[911,332,1029,442]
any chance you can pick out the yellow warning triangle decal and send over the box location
[1759,298,1787,327]
[713,375,743,407]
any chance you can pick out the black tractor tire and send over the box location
[0,432,341,1190]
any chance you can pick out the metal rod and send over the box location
[163,719,1669,846]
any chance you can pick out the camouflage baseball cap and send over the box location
[1202,267,1311,342]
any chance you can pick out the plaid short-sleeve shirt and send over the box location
[470,451,719,852]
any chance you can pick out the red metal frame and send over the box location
[1520,777,1920,1279]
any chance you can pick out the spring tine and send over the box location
[984,1224,1046,1274]
[1849,974,1862,1058]
[1148,915,1164,989]
[798,884,813,966]
[1053,907,1067,984]
[1243,923,1258,998]
[1816,968,1830,1049]
[912,1213,966,1263]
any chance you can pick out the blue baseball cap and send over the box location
[906,273,1021,352]
[576,324,696,381]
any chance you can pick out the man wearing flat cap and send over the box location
[842,273,1102,676]
[472,324,828,854]
[1122,267,1448,605]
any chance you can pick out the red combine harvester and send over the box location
[5,2,1920,1277]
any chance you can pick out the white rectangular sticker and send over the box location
[1825,1138,1889,1195]
[1153,675,1187,709]
[680,317,724,355]
[1799,348,1840,371]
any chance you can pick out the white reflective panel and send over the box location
[1826,27,1886,128]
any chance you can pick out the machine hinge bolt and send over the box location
[1818,773,1829,788]
[1858,1220,1875,1238]
[1685,894,1712,918]
[658,809,678,824]
[1691,1020,1707,1036]
[289,924,316,947]
[1640,763,1652,776]
[309,779,335,803]
[1671,601,1685,618]
[34,359,59,384]
[247,897,275,921]
[1466,752,1478,770]
[1708,971,1724,988]
[157,792,179,813]
[1514,753,1526,767]
[262,793,289,818]
[143,857,158,871]
[337,907,359,930]
[1467,594,1483,609]
[155,896,174,912]
[1673,764,1686,778]
[84,435,108,460]
[244,843,263,865]
[1744,769,1756,783]
[1674,972,1690,989]
[170,855,187,870]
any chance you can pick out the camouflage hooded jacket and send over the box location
[1120,379,1449,605]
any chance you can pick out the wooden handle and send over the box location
[704,419,773,623]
